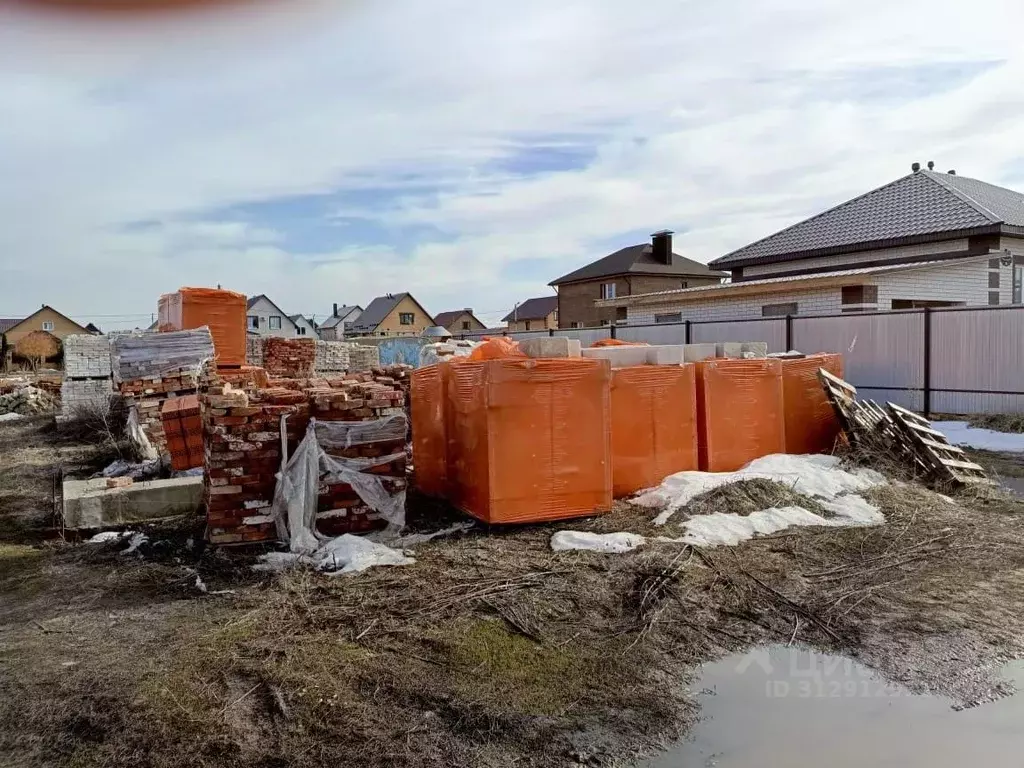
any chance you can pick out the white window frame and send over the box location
[1014,264,1023,304]
[600,282,617,300]
[296,326,306,336]
[655,312,682,324]
[247,316,259,330]
[399,312,415,325]
[42,320,54,332]
[570,321,583,329]
[269,316,282,330]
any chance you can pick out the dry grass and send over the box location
[683,478,830,518]
[967,413,1024,434]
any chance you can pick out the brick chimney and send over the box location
[651,230,674,265]
[333,303,338,317]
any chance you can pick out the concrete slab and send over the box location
[741,342,769,358]
[716,342,770,359]
[63,475,204,530]
[581,346,651,368]
[646,345,686,365]
[683,344,717,362]
[716,342,744,358]
[519,337,582,359]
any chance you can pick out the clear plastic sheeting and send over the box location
[110,327,215,383]
[255,534,415,575]
[127,407,159,461]
[272,415,409,554]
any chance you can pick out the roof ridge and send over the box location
[920,170,1002,222]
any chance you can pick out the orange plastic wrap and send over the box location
[611,365,698,497]
[467,337,526,361]
[590,338,649,348]
[158,287,247,367]
[447,358,612,524]
[695,359,785,472]
[781,354,844,456]
[410,363,449,498]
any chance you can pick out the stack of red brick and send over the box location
[120,371,209,454]
[263,338,316,378]
[202,371,409,544]
[161,394,204,470]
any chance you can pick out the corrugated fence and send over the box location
[460,305,1024,414]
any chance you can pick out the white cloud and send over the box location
[0,0,1023,328]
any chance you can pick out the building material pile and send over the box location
[246,336,265,366]
[217,365,270,393]
[161,394,204,471]
[59,334,114,420]
[263,338,316,378]
[818,369,990,486]
[314,340,351,373]
[158,287,247,367]
[0,384,57,416]
[348,344,380,372]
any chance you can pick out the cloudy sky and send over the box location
[1,0,1022,329]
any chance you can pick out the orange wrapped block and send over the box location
[695,359,785,472]
[782,354,843,455]
[410,363,448,498]
[158,287,247,367]
[447,358,612,524]
[611,365,698,497]
[467,337,526,361]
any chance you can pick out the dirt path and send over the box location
[3,417,1024,768]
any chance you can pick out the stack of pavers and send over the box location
[160,394,204,471]
[348,344,380,372]
[111,328,215,455]
[263,337,316,378]
[201,370,408,543]
[59,334,114,421]
[313,340,351,374]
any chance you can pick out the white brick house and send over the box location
[245,294,299,337]
[599,167,1024,323]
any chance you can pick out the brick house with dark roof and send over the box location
[502,296,559,332]
[598,166,1024,324]
[433,308,487,334]
[549,231,726,328]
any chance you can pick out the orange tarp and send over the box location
[781,354,844,455]
[158,287,247,367]
[695,358,785,472]
[410,363,449,498]
[467,336,526,360]
[447,358,612,524]
[611,365,698,497]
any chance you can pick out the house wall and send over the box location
[246,297,297,338]
[292,316,319,338]
[628,286,843,324]
[371,296,434,337]
[559,274,720,328]
[507,310,558,332]
[740,239,970,279]
[4,307,88,346]
[442,312,487,334]
[874,259,990,309]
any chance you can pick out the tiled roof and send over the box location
[550,244,727,285]
[711,170,1024,269]
[503,296,558,322]
[349,294,432,333]
[597,255,992,307]
[433,310,474,328]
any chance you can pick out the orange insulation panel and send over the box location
[158,287,247,367]
[611,365,698,497]
[410,362,449,498]
[447,358,612,524]
[695,358,785,472]
[781,354,844,456]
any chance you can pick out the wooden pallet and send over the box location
[886,403,992,486]
[817,369,897,449]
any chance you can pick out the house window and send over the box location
[681,281,688,289]
[655,312,683,324]
[600,319,611,326]
[462,320,470,330]
[296,326,306,336]
[525,321,532,331]
[570,322,583,329]
[41,320,54,332]
[269,316,282,330]
[891,299,961,309]
[1014,265,1023,304]
[762,302,797,317]
[248,316,259,330]
[600,282,617,299]
[399,313,414,325]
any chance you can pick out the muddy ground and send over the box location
[2,416,1024,768]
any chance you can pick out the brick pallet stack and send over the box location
[161,394,204,470]
[263,338,316,378]
[59,334,114,421]
[246,336,265,367]
[120,371,211,453]
[348,344,380,372]
[314,340,351,374]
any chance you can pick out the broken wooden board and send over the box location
[887,403,992,486]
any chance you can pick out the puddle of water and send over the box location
[642,645,1024,768]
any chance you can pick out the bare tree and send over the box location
[15,331,61,372]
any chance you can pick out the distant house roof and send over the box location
[349,293,434,333]
[1,306,89,337]
[319,305,362,330]
[596,254,996,308]
[711,169,1024,270]
[84,323,102,334]
[289,314,314,327]
[0,318,21,335]
[503,296,558,322]
[433,309,484,329]
[550,245,727,286]
[246,294,295,326]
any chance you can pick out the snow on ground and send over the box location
[551,531,647,554]
[85,530,134,544]
[635,454,885,526]
[932,421,1024,454]
[255,534,415,575]
[0,413,25,422]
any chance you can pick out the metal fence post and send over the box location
[923,308,932,416]
[548,328,555,337]
[684,320,691,344]
[610,323,617,340]
[785,314,794,351]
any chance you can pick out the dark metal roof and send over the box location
[503,296,558,322]
[433,309,479,328]
[349,293,433,333]
[319,305,361,329]
[0,318,21,334]
[550,244,727,286]
[711,170,1024,269]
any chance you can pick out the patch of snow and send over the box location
[121,532,148,555]
[85,530,133,544]
[0,412,25,422]
[254,534,414,575]
[932,421,1024,454]
[637,454,885,526]
[194,575,208,593]
[550,531,647,554]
